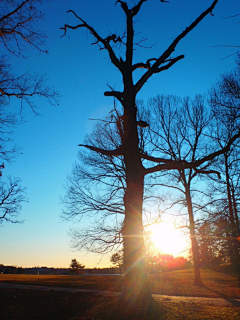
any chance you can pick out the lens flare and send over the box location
[148,222,189,257]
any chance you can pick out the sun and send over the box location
[147,222,189,257]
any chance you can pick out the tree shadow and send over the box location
[201,284,240,307]
[99,297,165,320]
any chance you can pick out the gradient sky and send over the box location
[0,0,240,268]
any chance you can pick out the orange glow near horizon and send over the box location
[148,222,189,257]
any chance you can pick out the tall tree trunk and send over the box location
[122,173,152,305]
[185,186,203,286]
[121,91,153,306]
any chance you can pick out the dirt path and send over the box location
[1,282,240,307]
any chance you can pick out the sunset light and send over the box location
[1,0,240,318]
[148,222,189,257]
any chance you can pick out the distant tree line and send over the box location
[110,251,192,274]
[0,264,69,275]
[0,263,121,275]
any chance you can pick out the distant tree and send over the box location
[69,258,85,274]
[206,58,240,282]
[110,251,124,269]
[196,220,230,267]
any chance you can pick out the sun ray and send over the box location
[147,222,189,257]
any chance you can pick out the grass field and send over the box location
[1,268,240,298]
[1,268,240,319]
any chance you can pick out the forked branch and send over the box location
[61,10,122,72]
[144,129,240,175]
[135,0,219,94]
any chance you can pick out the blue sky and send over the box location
[0,0,240,268]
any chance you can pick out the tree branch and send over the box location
[78,144,124,157]
[154,55,185,73]
[104,90,124,104]
[144,129,240,176]
[130,0,148,17]
[0,0,30,24]
[141,152,178,164]
[61,10,122,72]
[193,168,221,179]
[135,0,219,94]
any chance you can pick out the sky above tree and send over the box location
[0,0,240,268]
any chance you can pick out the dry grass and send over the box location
[0,287,240,320]
[1,268,240,298]
[1,268,240,319]
[148,268,240,298]
[0,274,122,291]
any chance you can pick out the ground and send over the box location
[1,287,240,320]
[1,268,240,319]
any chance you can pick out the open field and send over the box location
[1,268,240,298]
[1,268,240,319]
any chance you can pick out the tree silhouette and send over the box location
[62,103,158,255]
[69,258,85,274]
[63,110,125,254]
[61,0,240,312]
[148,94,216,286]
[0,1,57,110]
[0,1,58,225]
[110,251,124,269]
[196,220,229,267]
[207,61,240,284]
[0,176,27,224]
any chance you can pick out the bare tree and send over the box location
[0,1,58,225]
[205,140,240,284]
[196,218,231,268]
[63,110,125,254]
[207,70,240,283]
[0,176,27,224]
[0,0,57,109]
[147,94,217,286]
[210,54,240,119]
[61,0,240,311]
[62,104,157,255]
[0,104,18,164]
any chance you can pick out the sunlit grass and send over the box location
[148,268,240,298]
[0,274,122,291]
[1,269,240,320]
[159,302,240,320]
[1,267,240,299]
